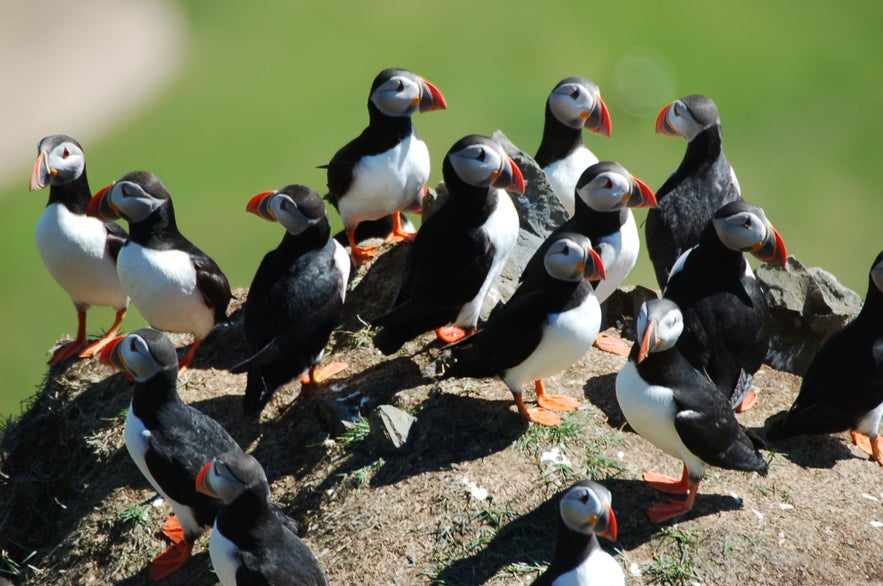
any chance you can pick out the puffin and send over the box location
[534,76,612,216]
[372,134,524,354]
[231,184,350,414]
[196,450,330,585]
[767,251,883,465]
[615,298,768,523]
[532,480,621,586]
[511,161,656,354]
[28,134,129,364]
[663,200,787,412]
[322,68,446,264]
[99,328,243,581]
[646,94,742,289]
[87,171,231,369]
[443,233,605,427]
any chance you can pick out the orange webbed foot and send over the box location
[534,380,581,413]
[851,431,883,465]
[514,394,562,427]
[161,515,185,544]
[384,211,417,243]
[300,361,348,386]
[435,326,474,344]
[646,497,695,524]
[642,466,691,495]
[148,541,193,582]
[593,332,632,357]
[734,390,758,413]
[49,339,89,365]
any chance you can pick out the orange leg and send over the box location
[178,339,202,371]
[642,463,691,495]
[49,309,89,365]
[435,326,475,344]
[646,481,699,524]
[161,515,185,544]
[148,541,193,582]
[734,391,758,413]
[384,211,417,243]
[78,308,127,359]
[593,332,632,357]
[514,393,561,427]
[347,229,378,265]
[300,361,348,385]
[534,380,581,413]
[851,431,883,466]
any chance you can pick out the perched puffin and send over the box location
[87,171,231,369]
[196,451,330,585]
[646,95,742,289]
[372,134,524,354]
[512,161,656,355]
[322,68,446,264]
[534,77,612,216]
[100,328,243,581]
[616,298,768,523]
[663,200,787,412]
[28,134,129,364]
[443,233,605,427]
[768,251,883,465]
[231,185,350,414]
[532,480,621,586]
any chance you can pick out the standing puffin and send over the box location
[100,328,243,581]
[372,134,524,354]
[511,161,656,354]
[534,76,612,216]
[196,451,330,585]
[28,134,129,364]
[443,233,605,427]
[231,184,350,414]
[616,298,768,523]
[663,200,787,412]
[646,95,742,289]
[322,68,447,264]
[768,251,883,465]
[532,480,622,586]
[87,171,231,369]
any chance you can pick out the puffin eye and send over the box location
[476,149,486,162]
[62,148,70,159]
[673,102,683,117]
[396,80,404,92]
[604,178,613,189]
[743,216,752,229]
[570,87,580,99]
[129,338,138,352]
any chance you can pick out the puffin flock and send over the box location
[26,67,883,584]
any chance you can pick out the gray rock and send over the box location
[368,404,416,454]
[758,255,862,375]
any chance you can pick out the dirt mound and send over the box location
[1,245,882,585]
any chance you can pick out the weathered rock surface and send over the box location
[368,404,416,454]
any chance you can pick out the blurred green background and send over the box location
[2,0,881,418]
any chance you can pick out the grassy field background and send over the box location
[2,0,881,417]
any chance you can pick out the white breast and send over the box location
[615,361,706,476]
[543,147,599,216]
[592,211,639,304]
[117,244,215,338]
[552,547,625,586]
[332,240,351,302]
[34,203,128,309]
[337,133,430,229]
[209,523,242,586]
[454,189,519,329]
[503,295,601,390]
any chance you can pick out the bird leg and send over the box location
[642,463,691,495]
[161,515,185,544]
[148,541,193,582]
[384,211,417,243]
[593,331,632,357]
[646,480,699,524]
[300,362,348,385]
[48,309,89,365]
[534,379,581,412]
[178,339,203,371]
[734,391,758,413]
[346,229,378,265]
[514,393,561,427]
[77,308,127,359]
[435,326,474,344]
[850,431,883,466]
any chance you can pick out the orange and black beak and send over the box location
[585,96,612,138]
[29,150,53,191]
[195,461,216,497]
[655,102,679,137]
[418,78,447,113]
[246,191,277,221]
[637,317,659,363]
[751,222,788,267]
[87,184,120,221]
[99,335,126,370]
[583,247,607,282]
[595,504,618,542]
[627,176,658,209]
[492,156,526,194]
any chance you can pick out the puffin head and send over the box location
[195,450,271,505]
[369,68,447,118]
[543,232,606,283]
[99,328,179,382]
[246,184,328,236]
[29,134,86,191]
[559,480,618,542]
[712,200,787,266]
[575,162,657,212]
[547,76,611,137]
[656,94,721,142]
[87,171,171,223]
[444,134,525,194]
[635,298,684,363]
